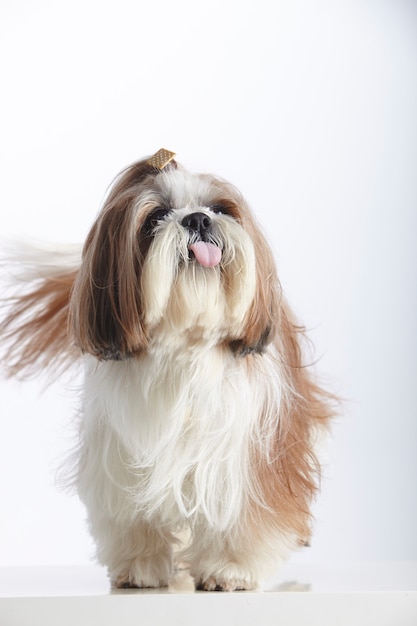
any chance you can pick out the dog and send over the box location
[0,149,333,591]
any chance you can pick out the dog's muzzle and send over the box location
[182,212,222,268]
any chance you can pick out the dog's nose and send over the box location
[181,212,212,236]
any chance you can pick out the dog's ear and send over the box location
[69,160,158,360]
[229,213,281,356]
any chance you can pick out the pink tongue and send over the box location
[189,242,222,268]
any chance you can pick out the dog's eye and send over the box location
[210,204,228,215]
[141,207,171,240]
[145,207,171,230]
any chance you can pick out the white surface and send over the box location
[0,563,416,626]
[1,561,416,596]
[0,0,416,571]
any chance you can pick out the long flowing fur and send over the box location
[0,156,334,591]
[0,244,80,378]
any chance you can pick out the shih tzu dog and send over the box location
[1,149,333,591]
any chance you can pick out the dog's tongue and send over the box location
[189,242,222,268]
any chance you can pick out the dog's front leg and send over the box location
[87,512,175,588]
[183,519,292,592]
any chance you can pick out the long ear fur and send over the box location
[209,182,280,356]
[232,212,281,355]
[69,159,166,360]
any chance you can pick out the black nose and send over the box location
[181,212,212,237]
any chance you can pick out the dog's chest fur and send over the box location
[81,343,272,530]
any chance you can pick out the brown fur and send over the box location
[243,302,333,545]
[0,269,78,379]
[69,161,160,360]
[203,178,281,355]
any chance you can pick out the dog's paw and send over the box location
[111,556,172,589]
[113,573,169,589]
[196,576,256,592]
[113,575,167,589]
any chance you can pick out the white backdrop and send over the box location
[0,0,416,570]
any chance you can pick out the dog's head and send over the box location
[70,154,280,360]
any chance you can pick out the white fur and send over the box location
[74,342,292,588]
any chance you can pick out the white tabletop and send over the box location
[1,561,416,626]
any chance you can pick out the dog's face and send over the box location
[70,159,280,360]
